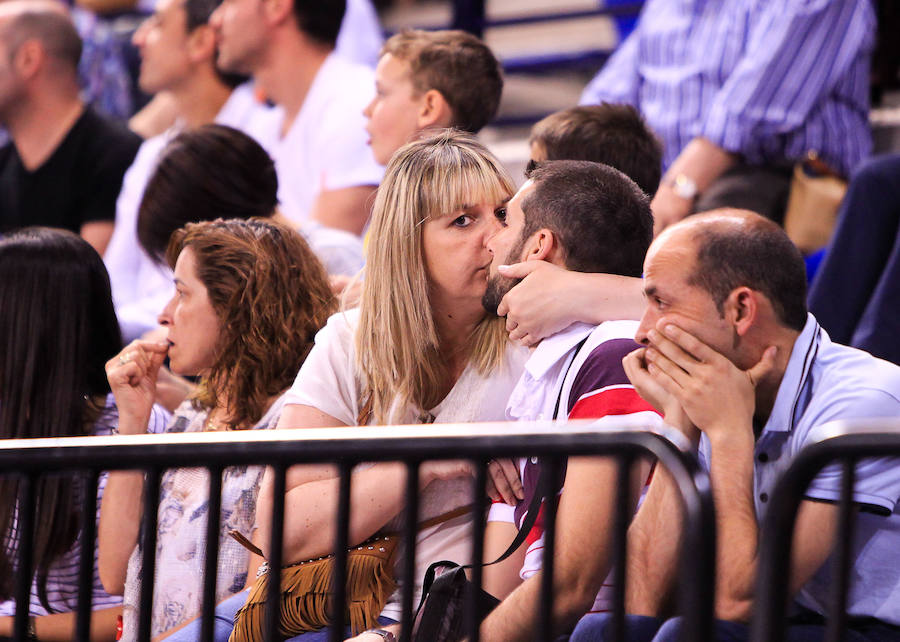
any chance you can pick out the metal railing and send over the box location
[0,419,715,642]
[752,419,900,642]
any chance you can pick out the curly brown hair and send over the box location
[166,218,335,429]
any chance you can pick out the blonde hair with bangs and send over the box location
[357,130,514,424]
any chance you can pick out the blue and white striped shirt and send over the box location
[0,396,171,618]
[580,0,875,177]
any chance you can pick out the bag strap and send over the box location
[414,474,546,618]
[416,334,593,611]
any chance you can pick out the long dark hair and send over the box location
[0,228,123,609]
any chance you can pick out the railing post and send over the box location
[538,457,561,641]
[825,460,856,642]
[137,468,161,642]
[13,474,35,642]
[465,459,488,642]
[610,456,633,641]
[200,466,223,642]
[330,461,353,642]
[76,470,99,641]
[400,460,420,642]
[265,464,286,642]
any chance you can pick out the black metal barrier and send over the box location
[0,420,715,642]
[752,419,900,642]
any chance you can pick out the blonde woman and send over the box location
[219,131,527,641]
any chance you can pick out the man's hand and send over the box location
[419,458,524,505]
[623,347,697,444]
[486,458,524,505]
[643,323,777,438]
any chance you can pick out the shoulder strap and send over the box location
[552,335,590,421]
[413,474,546,617]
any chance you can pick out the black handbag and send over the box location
[411,473,544,642]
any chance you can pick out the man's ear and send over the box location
[523,229,557,263]
[187,25,217,64]
[416,89,453,129]
[14,40,44,80]
[725,286,758,336]
[263,0,293,27]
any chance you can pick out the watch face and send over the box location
[673,174,698,200]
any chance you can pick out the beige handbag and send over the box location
[783,153,847,253]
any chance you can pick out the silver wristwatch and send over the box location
[365,629,397,642]
[670,173,699,200]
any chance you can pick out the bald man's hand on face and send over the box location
[641,322,778,439]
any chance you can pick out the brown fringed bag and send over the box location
[228,529,399,640]
[229,506,471,641]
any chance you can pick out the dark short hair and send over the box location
[381,30,503,133]
[521,160,652,277]
[137,124,278,264]
[0,228,122,608]
[529,103,662,195]
[184,0,247,88]
[0,8,82,73]
[292,0,345,47]
[686,213,808,331]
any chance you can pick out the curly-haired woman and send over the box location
[98,218,336,640]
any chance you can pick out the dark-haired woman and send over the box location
[99,218,336,640]
[104,124,364,342]
[0,228,169,640]
[104,124,280,342]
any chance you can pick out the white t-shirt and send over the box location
[105,83,366,341]
[284,308,529,621]
[336,0,383,67]
[270,54,384,226]
[105,84,281,341]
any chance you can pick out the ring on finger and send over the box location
[119,353,133,365]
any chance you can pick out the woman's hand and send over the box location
[105,340,169,433]
[419,458,524,505]
[419,460,475,487]
[496,262,582,346]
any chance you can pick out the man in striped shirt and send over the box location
[478,160,662,640]
[581,0,875,234]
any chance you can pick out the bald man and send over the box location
[0,1,140,254]
[569,210,900,641]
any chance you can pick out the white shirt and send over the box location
[269,54,384,226]
[336,0,384,67]
[105,84,366,341]
[285,309,529,621]
[490,320,660,614]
